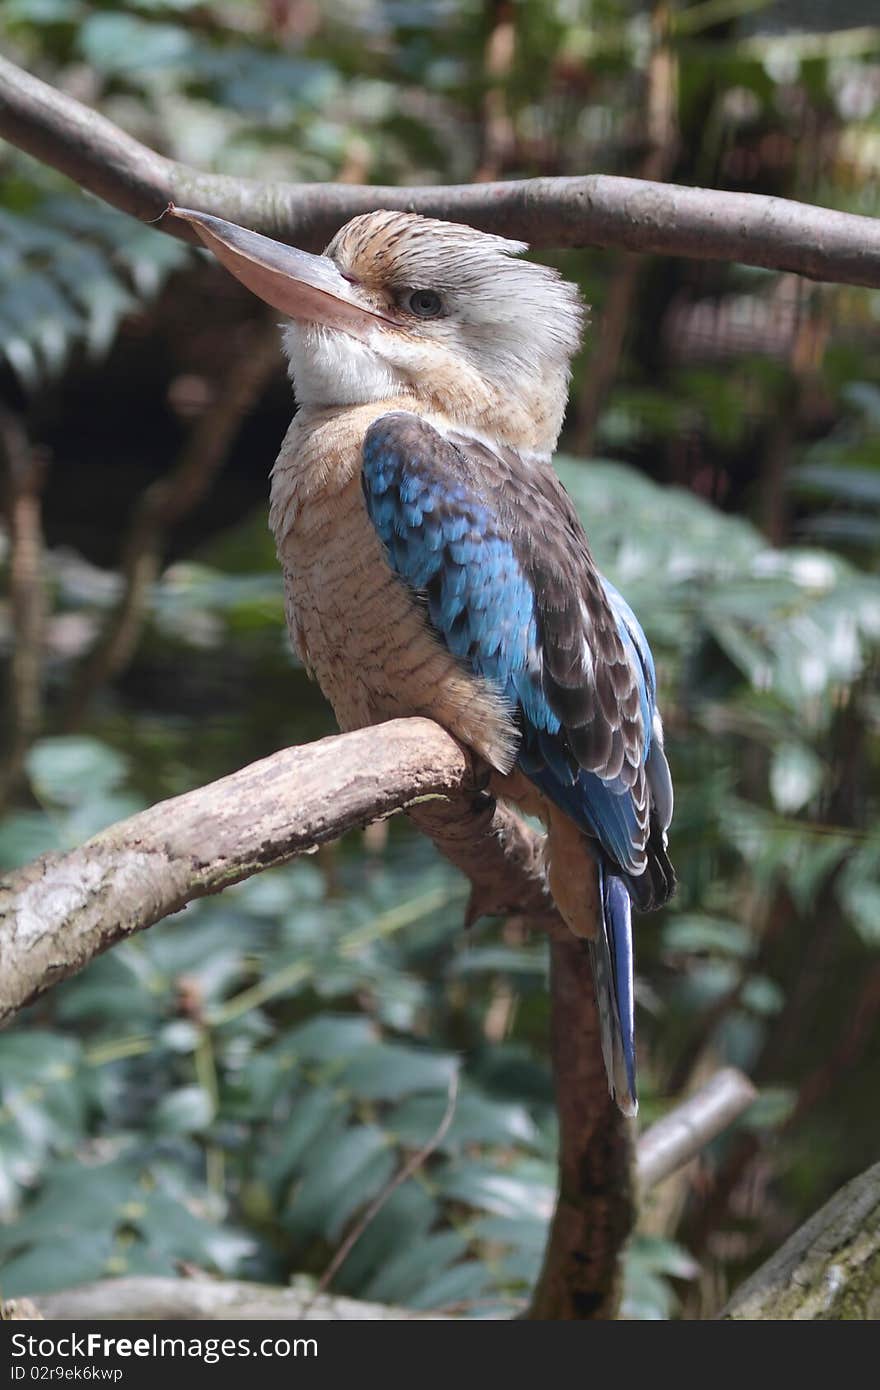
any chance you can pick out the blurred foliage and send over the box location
[1,0,879,1320]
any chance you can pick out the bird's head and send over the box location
[168,206,584,455]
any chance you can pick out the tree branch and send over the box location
[528,933,635,1319]
[0,718,481,1024]
[2,54,880,285]
[636,1068,757,1190]
[720,1159,880,1320]
[14,1276,450,1321]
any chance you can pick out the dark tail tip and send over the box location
[589,867,638,1116]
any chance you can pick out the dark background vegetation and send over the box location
[1,0,878,1319]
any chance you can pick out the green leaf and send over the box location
[134,1191,253,1273]
[333,1181,438,1294]
[284,1015,376,1062]
[285,1125,391,1241]
[0,1159,140,1252]
[769,743,823,813]
[469,1213,549,1252]
[406,1259,493,1313]
[840,846,880,946]
[0,811,60,869]
[259,1088,350,1192]
[437,1163,555,1219]
[0,1232,117,1297]
[339,1043,458,1101]
[744,1087,796,1130]
[362,1230,471,1304]
[389,1089,538,1152]
[662,914,752,958]
[153,1085,215,1134]
[26,737,128,807]
[77,13,194,75]
[450,945,549,976]
[0,1031,80,1084]
[741,975,784,1016]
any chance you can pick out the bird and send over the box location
[167,203,675,1115]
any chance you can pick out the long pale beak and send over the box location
[165,205,392,334]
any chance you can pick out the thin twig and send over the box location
[61,320,280,729]
[304,1071,461,1315]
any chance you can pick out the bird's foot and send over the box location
[463,756,493,798]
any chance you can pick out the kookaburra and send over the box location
[168,204,675,1115]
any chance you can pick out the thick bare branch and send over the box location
[721,1160,880,1320]
[0,718,484,1024]
[16,1276,448,1321]
[2,54,880,284]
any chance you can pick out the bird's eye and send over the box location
[406,288,444,318]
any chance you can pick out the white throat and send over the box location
[282,323,405,407]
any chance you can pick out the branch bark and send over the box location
[720,1160,880,1320]
[0,718,477,1024]
[528,934,634,1319]
[2,54,880,285]
[14,1276,449,1321]
[636,1068,757,1190]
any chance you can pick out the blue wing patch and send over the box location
[364,416,560,737]
[362,412,663,877]
[362,411,673,1113]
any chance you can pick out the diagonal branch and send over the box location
[2,55,880,285]
[0,718,484,1025]
[721,1159,880,1320]
[636,1067,757,1189]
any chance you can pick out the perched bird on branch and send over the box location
[168,204,674,1114]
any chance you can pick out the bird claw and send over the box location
[464,759,493,797]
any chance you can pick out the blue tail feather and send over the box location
[590,865,637,1116]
